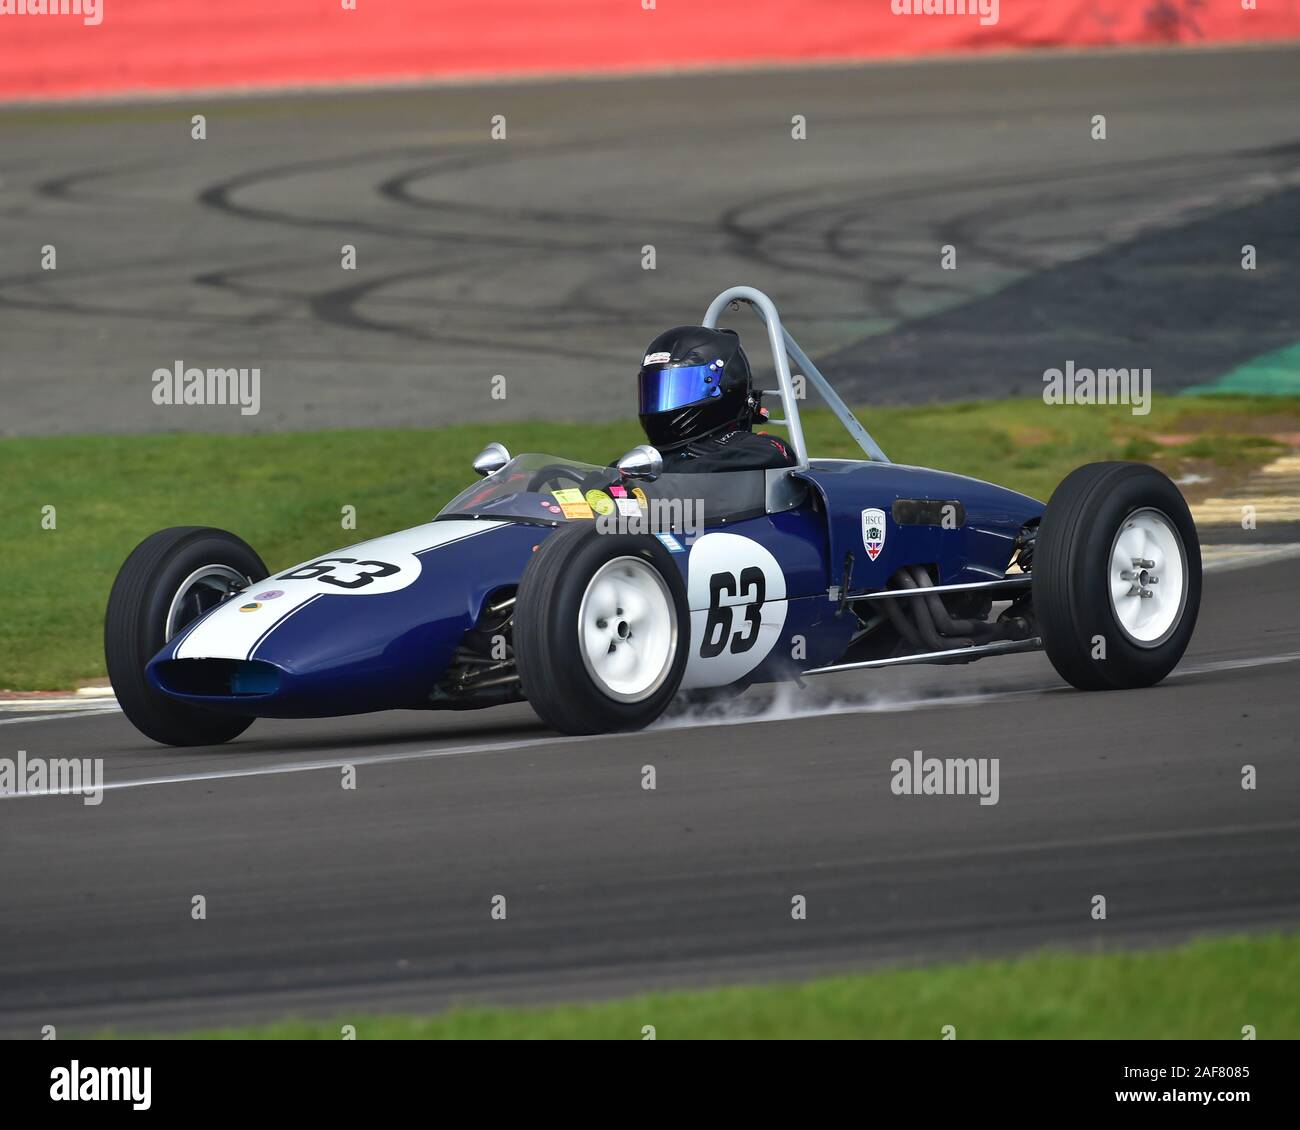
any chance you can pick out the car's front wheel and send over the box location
[105,526,268,746]
[1033,462,1200,690]
[514,524,690,734]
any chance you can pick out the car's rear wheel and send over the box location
[1033,462,1200,690]
[514,523,689,734]
[105,527,268,746]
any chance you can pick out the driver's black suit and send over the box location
[660,428,795,473]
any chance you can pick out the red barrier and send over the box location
[1,1,1297,102]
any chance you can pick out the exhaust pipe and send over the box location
[890,570,971,650]
[907,566,1000,640]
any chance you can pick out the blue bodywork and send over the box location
[148,521,543,718]
[146,458,1044,718]
[797,460,1043,589]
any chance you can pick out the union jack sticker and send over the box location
[861,508,887,562]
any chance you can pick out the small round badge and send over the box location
[585,490,616,517]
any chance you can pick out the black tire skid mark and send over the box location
[718,142,1300,341]
[196,140,697,349]
[3,102,1296,378]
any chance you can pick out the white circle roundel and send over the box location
[680,532,788,689]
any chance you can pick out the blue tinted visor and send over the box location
[638,364,721,414]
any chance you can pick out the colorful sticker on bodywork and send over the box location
[861,508,887,562]
[585,489,616,517]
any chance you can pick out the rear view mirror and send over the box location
[472,442,511,477]
[615,444,663,481]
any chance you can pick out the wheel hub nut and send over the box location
[1123,559,1158,597]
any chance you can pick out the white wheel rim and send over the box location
[578,556,677,703]
[165,565,247,642]
[1107,508,1187,647]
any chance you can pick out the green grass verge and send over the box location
[2,395,1296,691]
[152,933,1300,1039]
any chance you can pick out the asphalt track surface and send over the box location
[2,45,1299,436]
[1,555,1297,1036]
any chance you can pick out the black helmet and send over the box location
[637,325,758,449]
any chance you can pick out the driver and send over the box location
[636,326,796,473]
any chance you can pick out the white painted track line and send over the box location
[3,649,1295,801]
[0,704,121,725]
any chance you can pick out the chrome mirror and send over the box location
[615,444,663,481]
[472,442,511,477]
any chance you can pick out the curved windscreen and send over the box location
[437,453,609,523]
[437,452,770,526]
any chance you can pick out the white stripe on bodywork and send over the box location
[248,593,323,660]
[174,520,504,661]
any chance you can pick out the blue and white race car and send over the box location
[106,287,1201,745]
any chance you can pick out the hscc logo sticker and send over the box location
[862,508,887,561]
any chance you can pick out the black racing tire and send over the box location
[1033,462,1200,691]
[514,523,690,734]
[105,526,268,746]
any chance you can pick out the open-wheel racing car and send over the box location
[106,286,1201,745]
